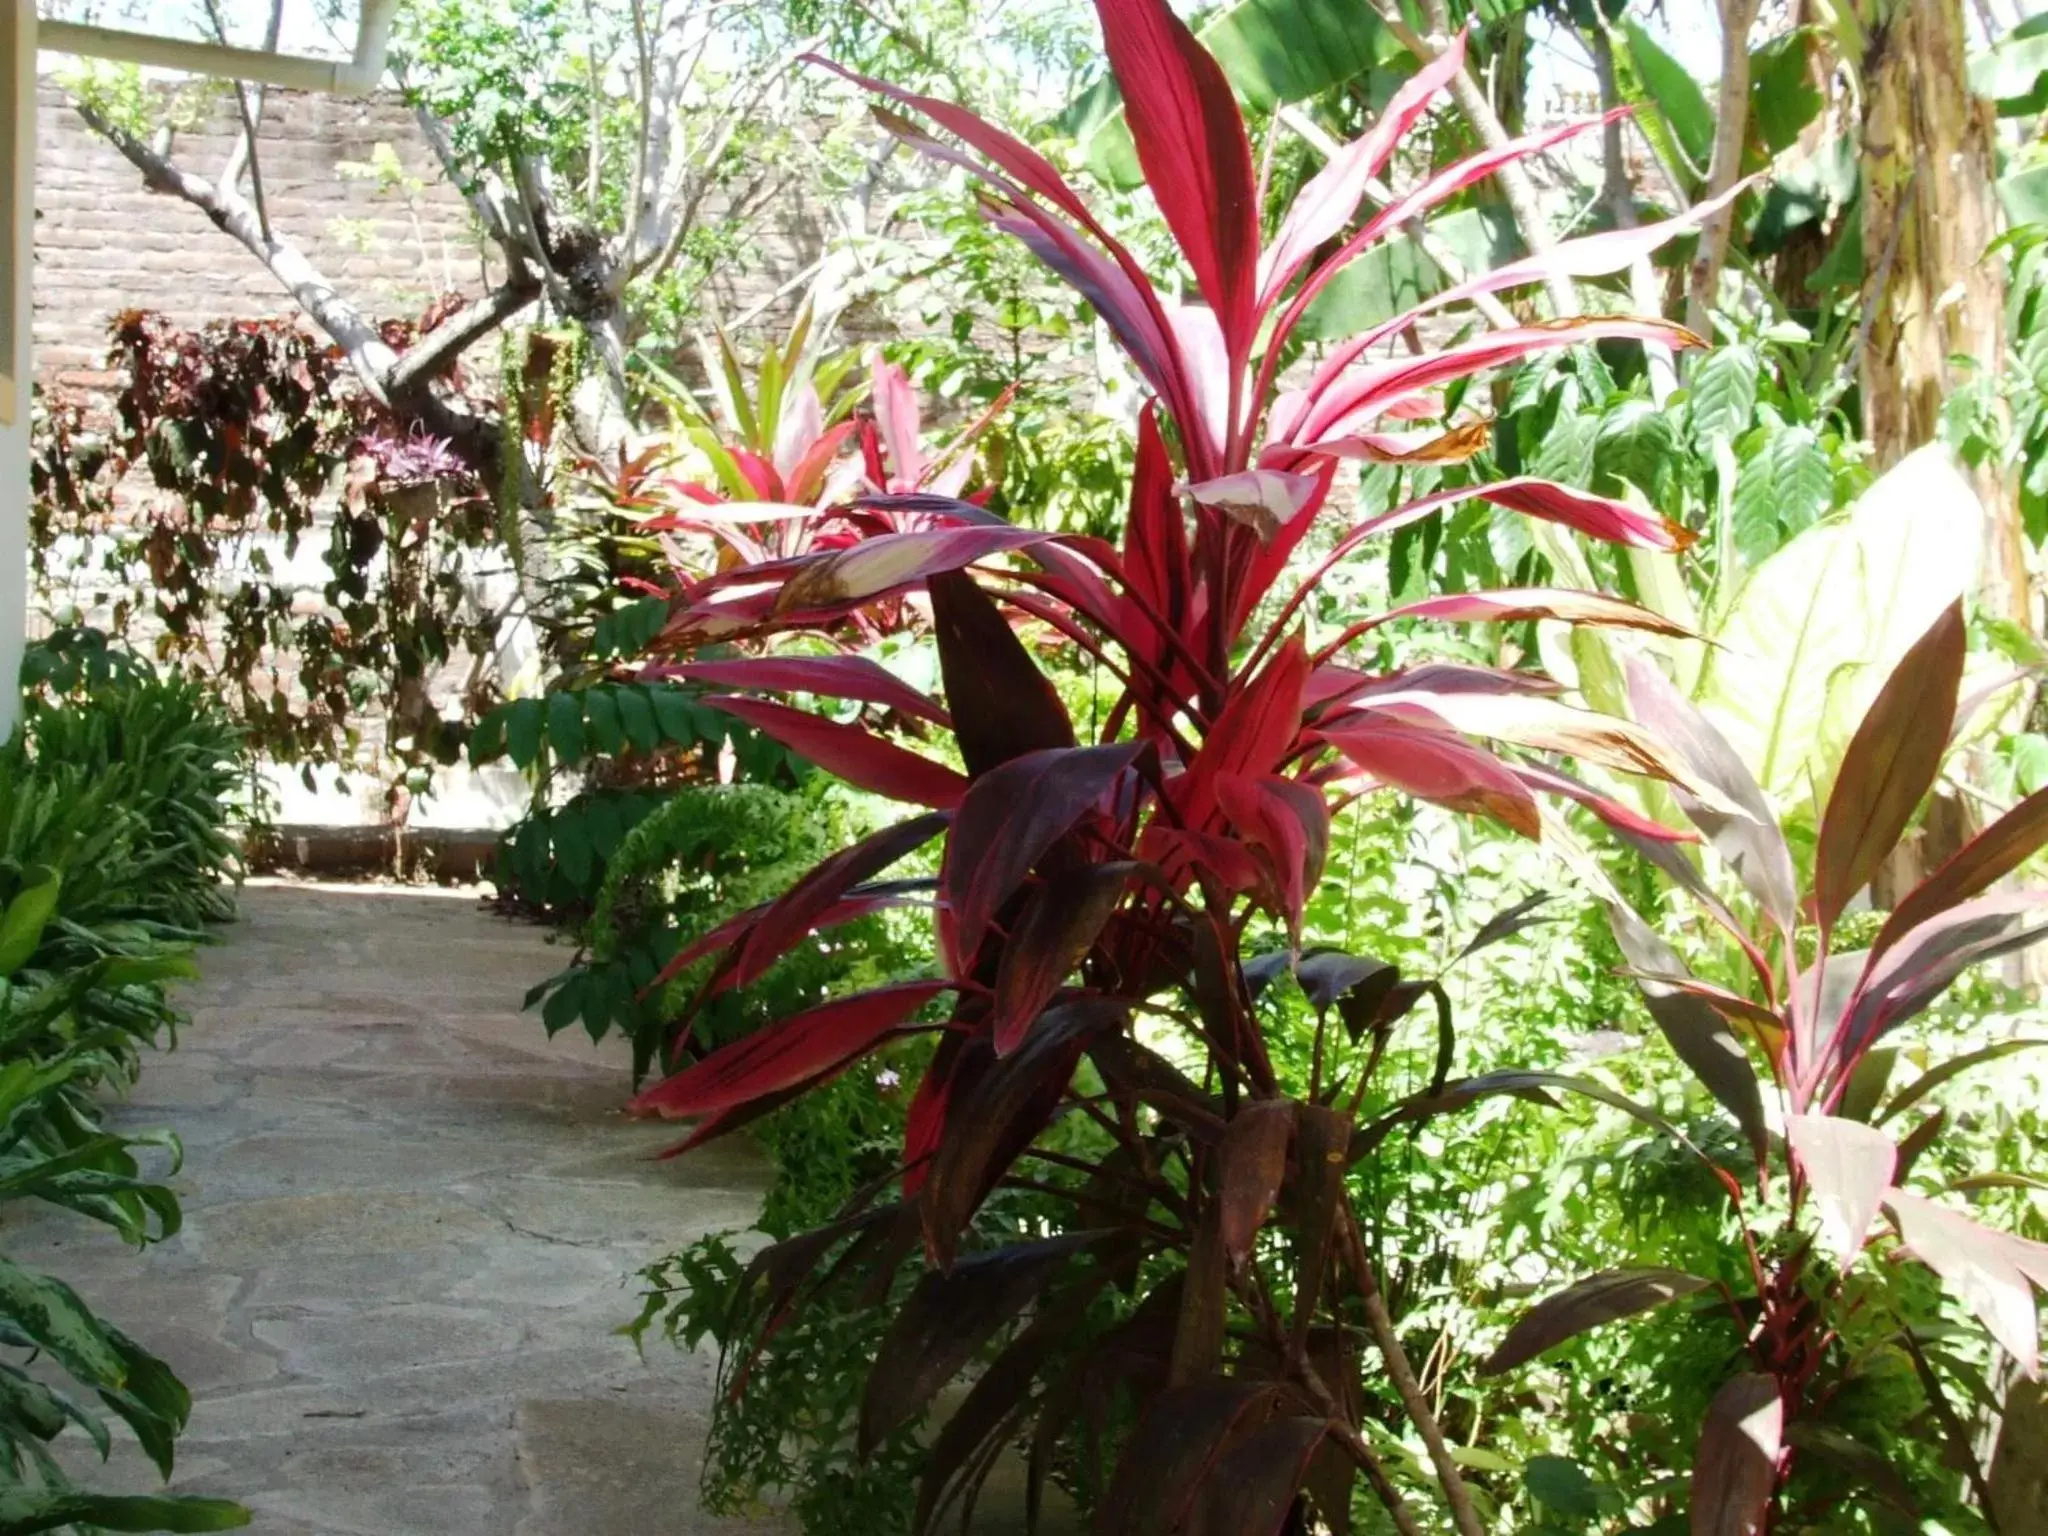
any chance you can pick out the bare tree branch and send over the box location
[386,279,543,399]
[72,97,534,454]
[1367,0,1578,317]
[1686,0,1763,339]
[204,0,282,241]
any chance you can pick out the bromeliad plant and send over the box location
[1481,608,2048,1531]
[625,4,1740,1530]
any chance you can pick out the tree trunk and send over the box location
[1860,0,2029,630]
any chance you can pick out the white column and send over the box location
[0,1,33,740]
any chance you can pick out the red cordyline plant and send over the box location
[1470,608,2048,1533]
[623,5,1741,1531]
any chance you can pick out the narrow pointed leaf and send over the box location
[1876,781,2048,960]
[1217,1099,1295,1268]
[1480,1267,1712,1375]
[930,569,1075,777]
[1887,1190,2048,1376]
[1880,1037,2048,1124]
[1784,1114,1896,1267]
[922,1000,1126,1264]
[991,864,1131,1053]
[945,742,1144,970]
[773,524,1056,615]
[1689,1374,1783,1536]
[1095,1381,1281,1536]
[703,696,968,808]
[628,981,949,1120]
[1608,903,1768,1165]
[859,1231,1110,1454]
[1096,0,1261,367]
[1814,602,1966,932]
[1627,656,1798,930]
[1182,1415,1332,1536]
[1321,716,1540,838]
[671,656,948,725]
[1383,587,1696,637]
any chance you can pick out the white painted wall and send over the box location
[0,2,32,741]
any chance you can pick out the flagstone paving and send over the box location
[4,880,785,1535]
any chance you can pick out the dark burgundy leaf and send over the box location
[1287,1104,1352,1360]
[1171,1203,1229,1386]
[1182,1415,1331,1536]
[1480,1267,1712,1375]
[1217,1099,1295,1269]
[1689,1373,1783,1536]
[929,568,1075,777]
[991,863,1132,1053]
[921,999,1127,1266]
[1095,1380,1281,1536]
[1089,1031,1227,1136]
[719,813,950,992]
[858,1229,1112,1454]
[913,1275,1112,1534]
[1813,602,1965,933]
[944,741,1145,971]
[1456,891,1557,960]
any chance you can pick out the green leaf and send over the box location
[2000,164,2048,229]
[1621,19,1714,175]
[0,1258,125,1388]
[1751,30,1823,155]
[1689,346,1759,450]
[2015,734,2048,795]
[503,699,545,770]
[1595,399,1679,498]
[0,869,62,978]
[0,1488,250,1533]
[469,705,510,764]
[582,688,625,758]
[1524,1454,1601,1518]
[540,973,586,1038]
[1972,13,2048,114]
[1769,424,1834,535]
[649,688,698,748]
[545,691,585,766]
[1699,446,1984,805]
[614,686,659,753]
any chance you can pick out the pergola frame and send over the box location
[36,0,400,95]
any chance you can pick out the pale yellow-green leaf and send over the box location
[1695,446,1982,814]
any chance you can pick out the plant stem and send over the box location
[1341,1212,1486,1536]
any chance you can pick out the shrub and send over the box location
[0,634,250,1532]
[617,5,1733,1529]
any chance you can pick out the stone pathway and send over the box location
[5,880,784,1535]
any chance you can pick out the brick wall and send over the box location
[33,82,496,388]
